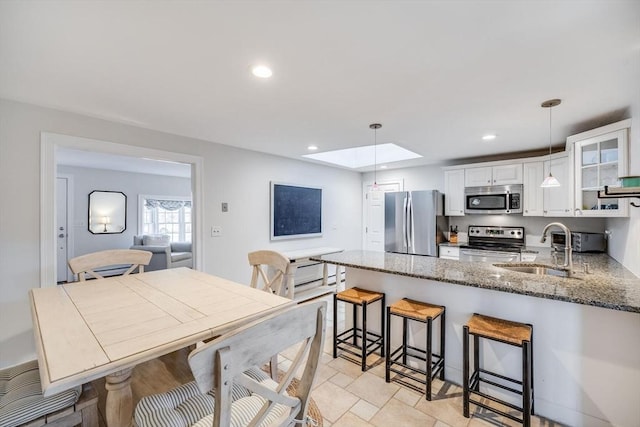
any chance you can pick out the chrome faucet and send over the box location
[540,222,573,274]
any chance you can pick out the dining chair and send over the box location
[68,249,153,282]
[248,250,296,379]
[134,300,326,427]
[248,250,296,299]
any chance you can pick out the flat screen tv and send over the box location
[270,182,322,240]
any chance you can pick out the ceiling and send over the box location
[1,1,639,171]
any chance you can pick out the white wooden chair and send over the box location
[248,250,295,299]
[134,301,326,427]
[68,249,152,282]
[248,250,296,379]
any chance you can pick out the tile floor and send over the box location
[284,294,562,427]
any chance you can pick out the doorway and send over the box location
[40,132,204,287]
[362,180,403,251]
[56,175,74,283]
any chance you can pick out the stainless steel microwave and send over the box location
[464,184,523,215]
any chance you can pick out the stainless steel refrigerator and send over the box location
[384,190,446,256]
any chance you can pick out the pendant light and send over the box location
[540,99,562,188]
[370,123,381,190]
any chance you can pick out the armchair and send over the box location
[131,235,193,271]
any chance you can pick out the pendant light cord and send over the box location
[374,127,377,185]
[549,104,553,157]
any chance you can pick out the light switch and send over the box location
[221,202,228,212]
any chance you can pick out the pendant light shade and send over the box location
[540,99,562,188]
[370,123,381,190]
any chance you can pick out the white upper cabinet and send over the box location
[543,153,573,217]
[465,163,523,187]
[444,168,465,216]
[568,120,629,217]
[522,161,544,216]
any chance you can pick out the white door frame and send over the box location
[40,132,204,288]
[56,174,75,283]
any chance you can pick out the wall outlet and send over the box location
[211,226,222,237]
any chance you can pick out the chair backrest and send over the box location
[68,249,153,282]
[189,301,326,427]
[248,250,295,299]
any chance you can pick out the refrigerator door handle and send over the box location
[407,195,414,250]
[403,195,409,250]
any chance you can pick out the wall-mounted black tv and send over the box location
[270,182,322,240]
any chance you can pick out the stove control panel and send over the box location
[468,226,525,241]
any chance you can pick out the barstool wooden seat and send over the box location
[333,287,385,371]
[385,298,445,400]
[463,313,534,426]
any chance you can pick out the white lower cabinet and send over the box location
[439,245,459,260]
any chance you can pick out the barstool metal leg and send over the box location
[530,329,535,415]
[333,294,338,359]
[361,301,368,371]
[352,300,358,347]
[402,317,408,364]
[380,294,385,357]
[463,325,470,418]
[473,334,480,392]
[440,310,446,380]
[426,317,433,401]
[385,306,391,382]
[523,340,532,427]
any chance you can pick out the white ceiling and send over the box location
[1,1,639,171]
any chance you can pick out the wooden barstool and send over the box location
[333,287,385,371]
[463,313,534,426]
[385,298,445,400]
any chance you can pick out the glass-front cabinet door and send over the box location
[573,128,628,217]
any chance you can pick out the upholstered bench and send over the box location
[0,360,98,427]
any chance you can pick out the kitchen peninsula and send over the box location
[313,250,640,427]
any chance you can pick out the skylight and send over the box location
[303,143,422,169]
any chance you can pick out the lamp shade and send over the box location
[541,173,561,188]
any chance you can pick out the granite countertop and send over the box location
[311,250,640,313]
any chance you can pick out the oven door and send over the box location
[459,248,520,263]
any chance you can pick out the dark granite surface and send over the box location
[312,250,640,313]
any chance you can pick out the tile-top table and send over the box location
[30,267,294,427]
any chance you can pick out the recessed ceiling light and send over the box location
[482,134,497,141]
[307,145,318,151]
[252,65,272,78]
[380,165,388,169]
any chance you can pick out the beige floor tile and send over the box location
[346,372,399,408]
[370,397,437,427]
[332,411,373,427]
[434,421,452,427]
[311,362,339,389]
[330,371,355,388]
[350,399,379,422]
[414,394,470,427]
[311,380,359,423]
[327,356,366,379]
[394,387,422,407]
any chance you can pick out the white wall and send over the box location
[0,99,363,368]
[57,165,191,258]
[363,164,444,192]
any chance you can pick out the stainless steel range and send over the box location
[459,225,525,263]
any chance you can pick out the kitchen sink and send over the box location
[493,263,571,278]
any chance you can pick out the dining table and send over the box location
[29,267,295,427]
